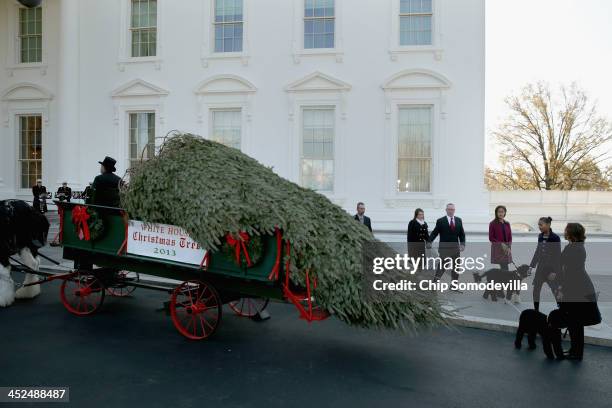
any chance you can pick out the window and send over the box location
[130,0,157,57]
[19,7,42,63]
[129,112,155,167]
[211,109,242,149]
[400,0,432,46]
[304,0,334,49]
[397,106,431,192]
[214,0,243,53]
[19,115,42,189]
[301,108,334,191]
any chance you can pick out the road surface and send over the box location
[2,275,612,408]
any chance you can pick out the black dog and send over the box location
[515,309,555,359]
[473,264,530,302]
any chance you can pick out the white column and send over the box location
[56,0,80,188]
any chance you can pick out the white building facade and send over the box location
[0,0,488,231]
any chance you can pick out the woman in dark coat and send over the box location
[407,208,429,273]
[489,205,512,271]
[529,216,561,311]
[548,223,601,360]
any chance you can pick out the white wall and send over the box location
[0,0,60,197]
[0,0,487,230]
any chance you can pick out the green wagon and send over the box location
[51,202,327,340]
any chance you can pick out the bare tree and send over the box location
[487,82,612,190]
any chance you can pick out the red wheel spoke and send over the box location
[190,316,196,336]
[84,293,94,311]
[199,317,207,337]
[187,288,196,306]
[229,297,269,317]
[61,272,104,316]
[170,280,221,340]
[177,300,191,309]
[185,316,194,331]
[107,271,138,297]
[198,287,211,303]
[202,315,215,332]
[201,294,215,305]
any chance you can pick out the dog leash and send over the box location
[509,262,522,279]
[509,258,570,340]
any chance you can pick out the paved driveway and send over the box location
[2,277,612,408]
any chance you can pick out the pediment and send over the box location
[195,75,256,94]
[285,72,351,92]
[382,69,451,90]
[1,83,53,101]
[111,79,169,98]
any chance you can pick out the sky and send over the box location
[485,0,612,167]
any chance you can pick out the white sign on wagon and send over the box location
[127,220,207,266]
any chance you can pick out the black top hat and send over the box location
[98,156,117,173]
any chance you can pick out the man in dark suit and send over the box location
[354,202,372,232]
[32,179,47,213]
[429,203,466,286]
[82,182,93,203]
[56,181,72,202]
[90,156,122,207]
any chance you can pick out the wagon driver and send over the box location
[88,156,122,207]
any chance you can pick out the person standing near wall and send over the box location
[354,202,372,232]
[56,181,72,203]
[548,223,601,361]
[83,182,93,204]
[429,203,466,287]
[530,216,561,311]
[407,208,429,273]
[489,205,513,271]
[32,179,47,213]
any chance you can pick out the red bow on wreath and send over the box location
[72,206,91,241]
[225,232,253,267]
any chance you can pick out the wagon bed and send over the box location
[60,203,284,300]
[35,202,327,340]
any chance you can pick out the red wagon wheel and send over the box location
[228,297,269,317]
[60,272,105,316]
[170,280,222,340]
[106,271,140,297]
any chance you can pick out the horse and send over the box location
[0,200,49,307]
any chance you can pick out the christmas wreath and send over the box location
[87,207,105,241]
[221,231,263,267]
[72,205,105,242]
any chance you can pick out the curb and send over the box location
[448,315,612,348]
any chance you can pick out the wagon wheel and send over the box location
[170,280,222,340]
[106,271,140,297]
[60,272,105,316]
[228,297,269,318]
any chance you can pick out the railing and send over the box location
[489,190,612,231]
